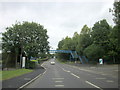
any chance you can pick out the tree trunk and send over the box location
[5,53,10,70]
[15,54,17,68]
[113,56,115,64]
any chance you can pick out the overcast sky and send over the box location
[0,0,115,49]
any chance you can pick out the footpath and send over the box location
[2,64,45,89]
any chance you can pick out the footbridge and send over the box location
[49,50,88,64]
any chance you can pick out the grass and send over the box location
[1,69,33,80]
[0,71,1,80]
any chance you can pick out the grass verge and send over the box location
[1,69,33,80]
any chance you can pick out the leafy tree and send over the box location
[2,21,49,68]
[83,44,105,63]
[111,0,120,26]
[108,1,120,63]
[91,19,111,46]
[108,25,120,63]
[76,25,92,55]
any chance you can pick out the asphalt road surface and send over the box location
[25,59,118,89]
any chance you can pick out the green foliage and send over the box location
[57,1,120,64]
[112,1,120,26]
[2,21,50,67]
[83,44,105,62]
[57,25,92,60]
[77,25,92,55]
[57,18,120,64]
[91,19,111,46]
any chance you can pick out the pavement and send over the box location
[2,63,45,89]
[25,59,119,89]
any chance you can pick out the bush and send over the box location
[84,44,105,63]
[25,60,37,69]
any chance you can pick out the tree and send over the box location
[83,44,105,63]
[76,25,92,55]
[91,19,111,46]
[108,0,120,63]
[108,25,120,63]
[111,0,120,26]
[2,21,49,68]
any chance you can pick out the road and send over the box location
[25,59,118,89]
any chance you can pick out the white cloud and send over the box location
[0,1,115,49]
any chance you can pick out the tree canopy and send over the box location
[2,21,49,67]
[57,0,120,64]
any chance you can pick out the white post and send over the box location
[22,57,26,68]
[99,58,103,65]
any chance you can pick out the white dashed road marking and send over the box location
[85,81,103,90]
[62,68,71,72]
[70,73,80,78]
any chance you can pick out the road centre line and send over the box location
[62,68,71,72]
[85,81,103,90]
[70,73,80,78]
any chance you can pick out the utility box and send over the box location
[99,58,103,64]
[22,57,26,68]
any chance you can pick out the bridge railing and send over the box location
[49,50,88,64]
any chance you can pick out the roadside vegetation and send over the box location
[1,69,33,80]
[57,1,120,64]
[2,21,50,69]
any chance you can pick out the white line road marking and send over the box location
[52,78,64,80]
[62,68,71,72]
[95,78,106,80]
[18,70,47,89]
[55,81,63,83]
[55,85,64,87]
[71,73,80,78]
[41,63,45,67]
[106,80,114,83]
[85,81,103,90]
